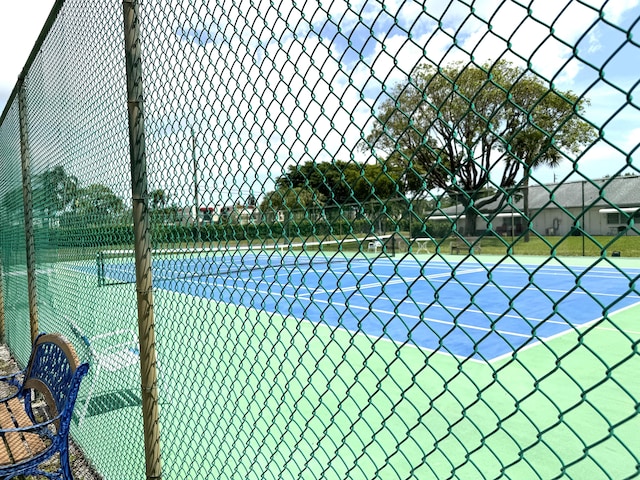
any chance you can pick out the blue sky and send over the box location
[162,0,639,197]
[1,0,639,204]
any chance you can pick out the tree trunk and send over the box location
[464,210,477,236]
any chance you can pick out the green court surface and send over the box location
[48,255,639,480]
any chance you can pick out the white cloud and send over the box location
[3,0,638,202]
[602,0,640,23]
[139,0,639,200]
[624,128,640,155]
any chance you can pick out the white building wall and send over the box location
[444,205,638,237]
[530,207,636,236]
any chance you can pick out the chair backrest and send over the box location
[20,333,89,431]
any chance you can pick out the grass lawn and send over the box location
[428,234,640,257]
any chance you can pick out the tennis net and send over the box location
[96,236,394,286]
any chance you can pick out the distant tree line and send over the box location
[1,166,126,227]
[362,60,595,237]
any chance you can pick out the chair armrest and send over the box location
[0,370,25,386]
[0,370,25,398]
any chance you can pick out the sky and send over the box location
[1,0,639,207]
[0,0,56,108]
[152,0,640,202]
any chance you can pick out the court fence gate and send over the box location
[0,0,638,478]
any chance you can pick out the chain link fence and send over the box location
[1,0,639,478]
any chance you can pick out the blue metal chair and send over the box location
[0,333,89,479]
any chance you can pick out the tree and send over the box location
[274,159,409,205]
[149,189,180,224]
[72,184,124,224]
[276,160,360,207]
[364,61,596,235]
[150,189,167,209]
[35,166,78,215]
[260,186,322,223]
[262,159,413,228]
[2,166,78,221]
[1,186,23,222]
[506,78,595,240]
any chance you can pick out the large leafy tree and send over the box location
[261,159,411,224]
[2,165,78,220]
[260,185,320,223]
[261,159,408,225]
[364,61,596,235]
[273,159,408,203]
[35,165,78,215]
[72,184,124,224]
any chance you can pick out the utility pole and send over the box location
[192,127,199,221]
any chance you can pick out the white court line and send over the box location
[239,268,640,339]
[237,266,639,328]
[65,261,640,363]
[421,277,640,300]
[285,281,579,327]
[91,256,640,315]
[88,258,640,304]
[80,260,640,339]
[489,300,640,363]
[162,272,532,339]
[393,260,640,281]
[286,267,487,296]
[274,265,640,303]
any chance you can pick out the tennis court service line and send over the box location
[235,274,553,323]
[249,267,486,296]
[164,272,533,339]
[423,275,640,299]
[285,294,534,338]
[211,265,583,328]
[238,266,618,331]
[290,281,570,328]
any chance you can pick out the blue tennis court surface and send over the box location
[88,254,640,362]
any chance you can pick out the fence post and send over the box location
[0,258,5,343]
[122,1,162,478]
[17,79,39,344]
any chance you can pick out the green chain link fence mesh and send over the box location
[1,0,639,478]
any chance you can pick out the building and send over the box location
[219,204,260,225]
[432,176,640,237]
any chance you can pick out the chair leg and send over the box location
[60,443,74,479]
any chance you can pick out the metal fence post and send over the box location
[122,1,162,478]
[17,79,39,344]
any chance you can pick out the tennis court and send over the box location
[61,246,640,479]
[90,243,640,362]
